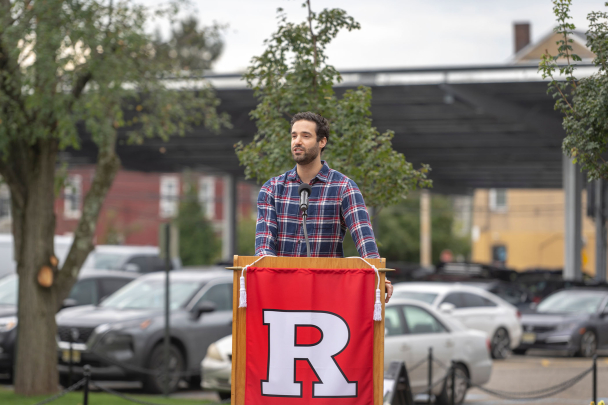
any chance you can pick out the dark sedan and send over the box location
[55,268,233,393]
[0,269,138,378]
[517,289,608,357]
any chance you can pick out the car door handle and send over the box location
[401,344,410,351]
[445,340,454,348]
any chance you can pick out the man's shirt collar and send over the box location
[287,161,330,184]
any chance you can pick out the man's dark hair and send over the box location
[291,112,330,152]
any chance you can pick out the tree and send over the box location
[154,16,224,72]
[0,0,229,395]
[539,0,608,180]
[235,0,430,210]
[342,194,470,263]
[176,177,221,265]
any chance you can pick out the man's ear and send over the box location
[319,136,328,149]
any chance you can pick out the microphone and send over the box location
[298,183,312,214]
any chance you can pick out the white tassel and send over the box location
[238,268,247,308]
[373,288,382,321]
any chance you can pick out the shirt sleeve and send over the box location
[341,179,380,259]
[255,180,278,256]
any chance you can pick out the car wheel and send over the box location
[491,328,511,359]
[143,344,185,394]
[218,391,231,401]
[577,330,597,358]
[437,363,468,405]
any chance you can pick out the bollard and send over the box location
[593,354,597,405]
[427,347,433,404]
[451,361,456,405]
[68,333,73,387]
[83,365,91,405]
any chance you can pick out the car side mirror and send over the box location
[123,263,141,272]
[439,302,455,314]
[192,301,216,319]
[62,298,78,309]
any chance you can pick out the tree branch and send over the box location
[306,0,318,88]
[54,131,121,309]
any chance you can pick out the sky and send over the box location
[146,0,606,73]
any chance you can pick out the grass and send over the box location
[0,386,217,405]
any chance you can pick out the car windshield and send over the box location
[0,275,17,306]
[83,252,130,270]
[393,291,438,305]
[536,291,605,314]
[101,279,202,310]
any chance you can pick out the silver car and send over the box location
[56,268,233,393]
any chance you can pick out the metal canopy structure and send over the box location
[64,64,576,193]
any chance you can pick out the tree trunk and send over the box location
[12,139,60,395]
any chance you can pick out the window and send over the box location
[160,176,179,218]
[68,279,98,306]
[489,189,507,212]
[64,175,82,219]
[492,245,507,266]
[462,292,496,308]
[402,305,447,334]
[99,278,133,299]
[198,176,216,219]
[384,306,406,336]
[194,283,232,311]
[441,293,465,308]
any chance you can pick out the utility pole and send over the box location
[420,190,431,267]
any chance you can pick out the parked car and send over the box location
[0,269,139,378]
[393,282,522,359]
[200,299,492,405]
[0,234,73,278]
[82,245,181,273]
[462,280,533,310]
[517,288,608,357]
[56,268,233,393]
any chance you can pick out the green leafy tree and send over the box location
[238,216,257,256]
[343,195,470,263]
[235,0,430,210]
[154,16,224,72]
[0,0,228,395]
[176,179,221,265]
[540,0,608,179]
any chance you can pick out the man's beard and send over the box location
[292,144,320,165]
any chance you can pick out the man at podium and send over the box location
[255,111,393,302]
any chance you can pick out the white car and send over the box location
[201,299,492,405]
[201,334,232,401]
[81,245,181,273]
[384,299,492,404]
[393,282,522,359]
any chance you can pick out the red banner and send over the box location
[245,267,375,405]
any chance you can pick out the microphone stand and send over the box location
[302,211,311,258]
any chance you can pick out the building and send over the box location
[42,166,256,250]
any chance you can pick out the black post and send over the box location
[593,354,597,405]
[83,365,91,405]
[163,223,171,396]
[68,333,73,387]
[427,347,433,404]
[451,361,456,405]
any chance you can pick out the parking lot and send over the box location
[455,352,608,405]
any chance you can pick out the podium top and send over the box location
[230,255,392,271]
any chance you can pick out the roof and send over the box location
[78,269,141,280]
[93,245,159,254]
[61,64,602,192]
[393,281,489,295]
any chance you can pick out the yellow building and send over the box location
[471,189,597,275]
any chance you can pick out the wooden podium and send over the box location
[228,255,390,405]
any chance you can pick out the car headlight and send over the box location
[101,331,133,346]
[206,343,224,361]
[0,317,17,333]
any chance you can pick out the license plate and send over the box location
[522,332,536,344]
[61,349,81,364]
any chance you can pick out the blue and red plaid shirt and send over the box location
[255,161,380,258]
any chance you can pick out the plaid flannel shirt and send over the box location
[255,161,380,258]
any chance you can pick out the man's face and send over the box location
[291,120,327,165]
